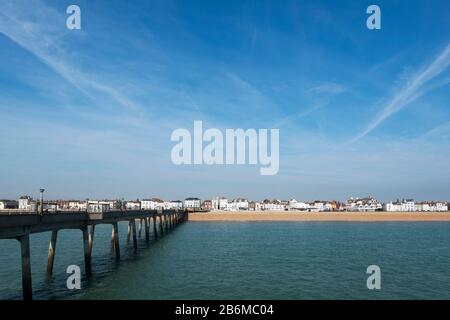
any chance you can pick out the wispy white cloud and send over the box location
[418,121,450,141]
[308,82,346,95]
[347,44,450,145]
[0,0,143,114]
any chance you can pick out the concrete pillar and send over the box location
[159,215,164,235]
[144,217,150,242]
[112,222,120,259]
[127,222,131,242]
[131,219,137,250]
[46,230,58,275]
[82,226,92,276]
[89,225,95,256]
[153,216,158,239]
[138,219,143,238]
[165,215,169,232]
[18,233,32,300]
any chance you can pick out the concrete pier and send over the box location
[0,209,187,300]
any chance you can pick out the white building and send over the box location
[261,199,285,211]
[125,201,141,210]
[86,200,122,211]
[416,201,448,212]
[346,197,382,212]
[384,202,401,212]
[87,203,110,213]
[308,202,321,212]
[212,197,228,210]
[229,198,249,211]
[165,200,183,210]
[384,199,416,212]
[18,196,33,210]
[288,199,310,211]
[141,198,165,210]
[184,197,201,210]
[436,202,449,211]
[248,201,261,211]
[67,201,87,210]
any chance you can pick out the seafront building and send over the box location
[211,197,229,210]
[141,198,164,210]
[125,200,141,210]
[58,200,87,211]
[261,199,285,211]
[384,199,416,212]
[383,199,448,212]
[0,194,449,213]
[184,197,201,211]
[165,200,183,210]
[18,196,34,210]
[201,200,213,211]
[414,201,448,212]
[346,197,382,212]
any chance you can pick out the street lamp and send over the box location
[39,189,45,215]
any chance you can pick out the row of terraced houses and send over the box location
[0,196,448,213]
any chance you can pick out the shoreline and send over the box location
[188,211,450,222]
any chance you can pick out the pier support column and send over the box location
[165,215,169,232]
[127,222,131,242]
[144,217,150,242]
[18,233,32,300]
[160,215,164,235]
[82,226,92,276]
[131,219,138,250]
[112,222,120,259]
[46,230,58,275]
[153,216,158,239]
[89,225,95,256]
[138,219,143,238]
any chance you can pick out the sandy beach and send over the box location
[188,211,450,222]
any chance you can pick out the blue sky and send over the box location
[0,0,449,202]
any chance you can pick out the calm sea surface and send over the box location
[1,221,450,299]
